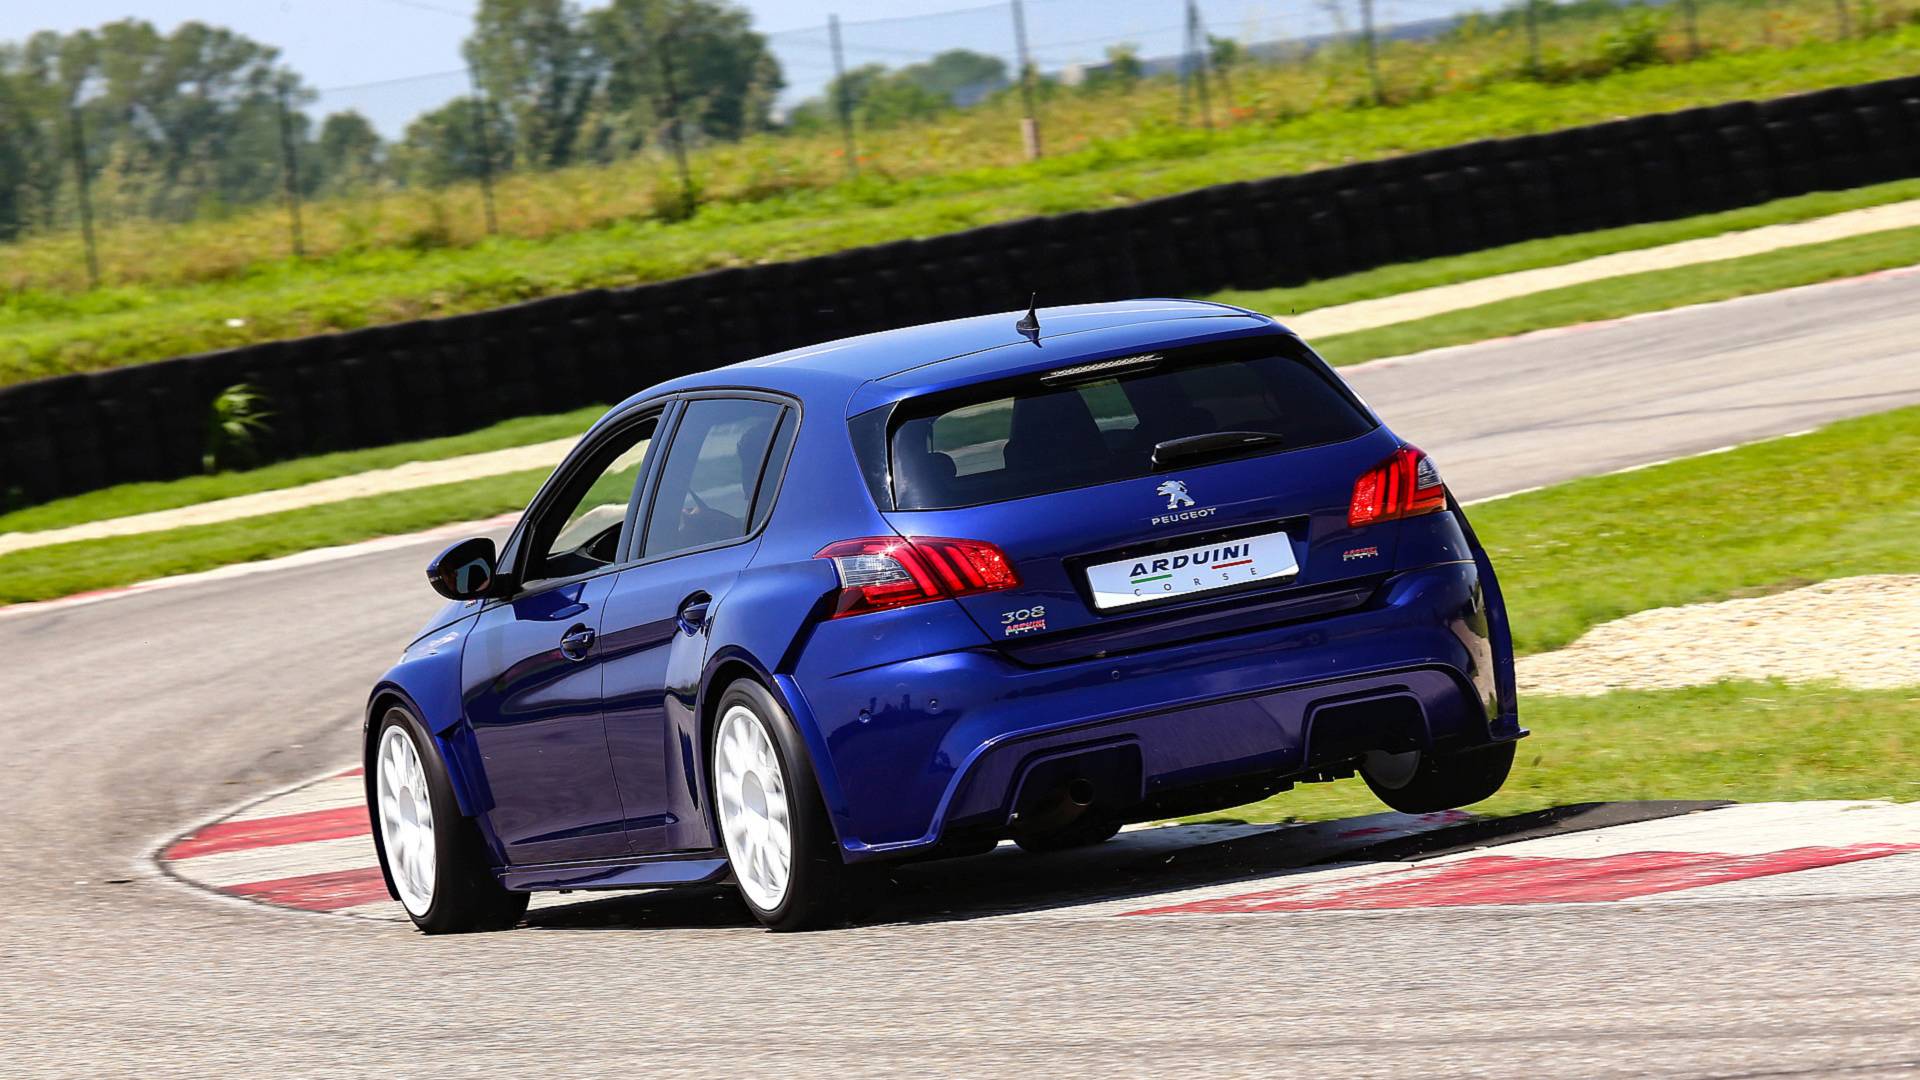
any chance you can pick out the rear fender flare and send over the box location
[695,646,854,852]
[1446,493,1520,736]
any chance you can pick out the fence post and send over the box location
[465,69,500,236]
[1187,0,1214,130]
[829,15,859,178]
[275,84,307,258]
[1358,0,1384,105]
[1682,0,1702,56]
[66,106,100,290]
[1524,0,1542,76]
[1831,0,1852,37]
[1011,0,1043,160]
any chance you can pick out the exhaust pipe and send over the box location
[1013,777,1097,837]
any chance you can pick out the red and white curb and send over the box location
[154,764,1920,925]
[154,767,402,922]
[1096,800,1920,919]
[151,765,1465,924]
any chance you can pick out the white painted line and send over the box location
[224,775,364,822]
[1463,428,1816,506]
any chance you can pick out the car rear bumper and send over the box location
[783,559,1520,861]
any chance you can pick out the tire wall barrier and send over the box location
[5,75,1920,505]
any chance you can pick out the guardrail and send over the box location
[3,75,1918,506]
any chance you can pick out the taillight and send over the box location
[1348,446,1448,528]
[814,536,1019,618]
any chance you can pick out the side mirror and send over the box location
[427,537,502,601]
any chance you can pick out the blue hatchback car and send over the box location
[365,299,1523,932]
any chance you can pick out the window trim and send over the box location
[499,401,674,601]
[623,389,802,569]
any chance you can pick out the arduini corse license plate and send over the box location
[1083,528,1300,610]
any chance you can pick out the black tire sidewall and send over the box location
[1363,741,1517,814]
[374,706,525,933]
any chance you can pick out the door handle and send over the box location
[559,624,596,662]
[677,592,712,635]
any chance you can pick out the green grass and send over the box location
[1303,223,1920,365]
[1212,176,1920,319]
[1218,681,1920,823]
[0,405,601,535]
[0,468,550,604]
[9,174,1915,536]
[1205,407,1920,823]
[1473,405,1920,655]
[3,25,1918,385]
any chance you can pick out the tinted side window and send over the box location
[527,415,658,583]
[643,399,786,559]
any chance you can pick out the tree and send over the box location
[463,0,600,169]
[1082,44,1145,93]
[583,0,782,156]
[1207,35,1243,100]
[395,95,511,187]
[896,49,1008,107]
[311,111,385,194]
[0,20,307,229]
[786,51,1003,135]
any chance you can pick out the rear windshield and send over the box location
[885,342,1374,510]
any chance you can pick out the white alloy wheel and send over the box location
[714,703,794,912]
[376,724,438,917]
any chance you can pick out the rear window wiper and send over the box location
[1152,430,1284,468]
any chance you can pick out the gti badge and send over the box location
[1151,479,1217,526]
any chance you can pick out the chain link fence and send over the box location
[0,0,1906,294]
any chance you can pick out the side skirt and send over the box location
[499,848,730,893]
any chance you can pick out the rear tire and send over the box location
[371,707,528,934]
[1361,741,1515,814]
[711,680,858,932]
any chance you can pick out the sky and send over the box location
[7,0,1373,135]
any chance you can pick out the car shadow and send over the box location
[518,801,1726,933]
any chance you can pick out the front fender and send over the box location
[363,612,490,819]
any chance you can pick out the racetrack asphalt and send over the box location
[4,269,1920,1077]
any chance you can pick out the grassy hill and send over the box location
[2,0,1915,387]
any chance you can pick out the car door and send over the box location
[461,409,663,866]
[600,395,796,856]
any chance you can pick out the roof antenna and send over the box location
[1014,294,1041,343]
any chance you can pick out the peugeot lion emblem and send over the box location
[1157,480,1195,511]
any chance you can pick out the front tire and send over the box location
[710,680,856,931]
[371,707,528,934]
[1360,741,1516,814]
